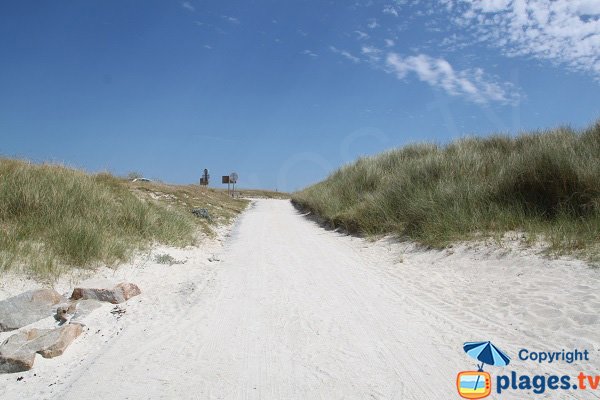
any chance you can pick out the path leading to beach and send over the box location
[2,199,599,399]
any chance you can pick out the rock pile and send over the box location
[0,282,141,373]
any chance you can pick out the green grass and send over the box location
[235,188,291,199]
[0,159,248,279]
[128,181,248,236]
[292,122,600,261]
[154,253,185,265]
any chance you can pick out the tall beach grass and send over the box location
[292,122,600,260]
[0,159,247,279]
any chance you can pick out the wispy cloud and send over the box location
[383,5,399,17]
[355,30,369,40]
[444,0,600,78]
[386,53,521,104]
[384,38,395,47]
[361,45,383,62]
[222,15,239,24]
[302,50,318,57]
[362,46,382,55]
[181,1,195,12]
[367,18,379,29]
[330,46,360,63]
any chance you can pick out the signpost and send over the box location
[200,168,209,186]
[229,172,238,197]
[222,173,238,197]
[222,175,230,196]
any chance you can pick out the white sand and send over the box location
[1,199,599,399]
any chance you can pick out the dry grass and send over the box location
[128,181,248,236]
[0,159,248,279]
[235,189,290,199]
[293,122,600,262]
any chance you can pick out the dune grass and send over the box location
[0,159,247,279]
[127,181,248,235]
[292,122,600,261]
[236,188,291,199]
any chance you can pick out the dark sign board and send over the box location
[200,168,209,186]
[222,175,230,184]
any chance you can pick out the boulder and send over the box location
[0,289,65,332]
[55,299,103,325]
[71,282,141,304]
[0,330,37,373]
[0,324,83,373]
[31,324,83,358]
[70,299,103,323]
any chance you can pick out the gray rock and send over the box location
[0,324,84,373]
[0,330,36,373]
[192,208,212,221]
[70,299,103,323]
[0,289,65,332]
[71,282,141,304]
[55,299,103,325]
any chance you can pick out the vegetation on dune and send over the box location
[292,122,600,260]
[128,181,248,235]
[0,159,248,279]
[236,189,291,199]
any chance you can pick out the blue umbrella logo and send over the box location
[461,341,510,396]
[463,341,511,371]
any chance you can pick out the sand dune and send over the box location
[1,199,599,399]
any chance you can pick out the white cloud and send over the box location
[473,0,511,13]
[181,1,195,12]
[330,46,361,63]
[383,5,399,17]
[384,38,395,47]
[222,15,239,24]
[362,45,383,62]
[302,50,318,57]
[446,0,600,78]
[386,53,520,104]
[355,30,369,40]
[361,46,381,55]
[367,18,379,29]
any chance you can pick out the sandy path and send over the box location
[1,199,599,399]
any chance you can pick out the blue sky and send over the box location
[1,0,599,191]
